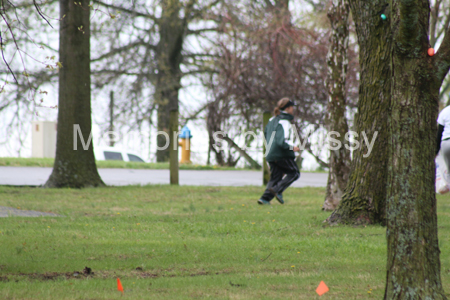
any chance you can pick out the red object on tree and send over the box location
[117,278,124,293]
[428,48,435,56]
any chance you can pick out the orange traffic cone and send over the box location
[117,278,124,294]
[316,281,329,296]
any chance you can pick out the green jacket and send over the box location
[264,112,295,162]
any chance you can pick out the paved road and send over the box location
[0,167,327,187]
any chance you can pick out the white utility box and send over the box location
[31,121,57,158]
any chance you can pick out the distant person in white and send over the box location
[437,106,450,169]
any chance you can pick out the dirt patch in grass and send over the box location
[3,272,91,281]
[5,267,94,281]
[27,272,92,281]
[204,188,221,193]
[3,268,232,282]
[139,270,221,278]
[131,267,233,279]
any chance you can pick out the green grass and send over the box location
[0,157,245,170]
[1,186,450,299]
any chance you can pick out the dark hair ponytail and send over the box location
[273,98,290,116]
[273,107,280,116]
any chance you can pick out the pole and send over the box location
[109,91,114,147]
[169,109,179,185]
[262,111,271,185]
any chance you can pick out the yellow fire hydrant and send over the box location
[179,125,192,164]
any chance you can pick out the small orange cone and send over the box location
[316,281,329,296]
[117,278,124,293]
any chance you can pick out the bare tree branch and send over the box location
[92,0,159,21]
[435,25,450,82]
[189,0,221,19]
[33,0,53,28]
[429,0,441,47]
[182,69,218,76]
[223,135,261,169]
[180,102,209,125]
[187,27,221,35]
[0,30,17,83]
[304,142,329,168]
[91,40,153,62]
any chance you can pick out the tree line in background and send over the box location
[0,0,357,161]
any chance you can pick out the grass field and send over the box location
[1,185,450,299]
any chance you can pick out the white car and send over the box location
[94,147,146,163]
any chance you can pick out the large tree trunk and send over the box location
[327,0,391,224]
[44,0,104,188]
[323,0,351,211]
[384,1,448,298]
[155,1,185,162]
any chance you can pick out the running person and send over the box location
[437,105,450,167]
[258,98,301,205]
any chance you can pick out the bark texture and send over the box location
[323,0,351,211]
[155,0,187,162]
[328,0,391,224]
[169,110,179,185]
[327,0,450,295]
[45,0,104,188]
[384,1,448,298]
[108,91,115,147]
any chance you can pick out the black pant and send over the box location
[260,158,300,201]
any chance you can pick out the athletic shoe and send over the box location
[257,199,271,205]
[268,188,284,204]
[275,193,284,204]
